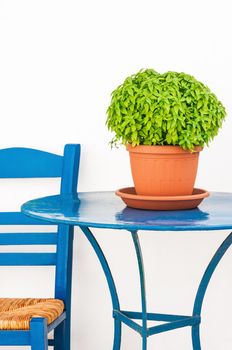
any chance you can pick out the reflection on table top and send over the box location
[21,191,232,231]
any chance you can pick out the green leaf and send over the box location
[131,131,138,141]
[131,125,136,132]
[197,100,203,109]
[147,121,152,130]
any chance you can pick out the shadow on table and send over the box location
[115,206,209,227]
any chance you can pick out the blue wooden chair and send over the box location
[0,144,80,349]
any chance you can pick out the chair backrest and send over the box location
[0,144,81,305]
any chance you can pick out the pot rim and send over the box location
[126,144,203,154]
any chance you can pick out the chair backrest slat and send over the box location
[0,253,57,266]
[0,233,57,245]
[0,148,63,178]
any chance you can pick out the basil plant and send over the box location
[106,69,226,150]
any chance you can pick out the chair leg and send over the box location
[64,317,71,350]
[30,318,48,350]
[54,320,70,350]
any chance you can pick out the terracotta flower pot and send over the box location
[126,145,202,196]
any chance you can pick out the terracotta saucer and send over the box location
[115,187,209,211]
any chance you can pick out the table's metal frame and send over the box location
[80,226,232,350]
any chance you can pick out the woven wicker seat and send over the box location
[0,298,64,330]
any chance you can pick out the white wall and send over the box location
[0,0,232,349]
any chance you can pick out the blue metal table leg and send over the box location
[192,232,232,350]
[131,231,148,350]
[80,226,121,350]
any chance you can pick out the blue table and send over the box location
[22,191,232,350]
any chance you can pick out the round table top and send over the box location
[21,191,232,231]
